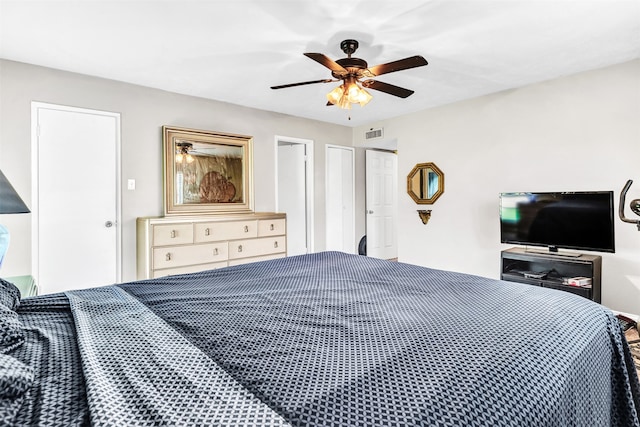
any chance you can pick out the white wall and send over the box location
[354,60,640,314]
[0,59,355,282]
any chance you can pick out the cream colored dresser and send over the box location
[136,213,286,279]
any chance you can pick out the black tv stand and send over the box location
[501,247,601,302]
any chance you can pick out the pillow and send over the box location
[0,278,20,311]
[0,278,24,353]
[0,354,34,424]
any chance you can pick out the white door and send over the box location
[32,103,120,293]
[276,137,314,255]
[366,150,397,259]
[326,145,355,253]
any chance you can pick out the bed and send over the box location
[2,251,639,426]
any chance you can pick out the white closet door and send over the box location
[365,150,397,259]
[277,142,308,256]
[326,145,355,253]
[33,103,120,293]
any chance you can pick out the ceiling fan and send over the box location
[271,39,428,109]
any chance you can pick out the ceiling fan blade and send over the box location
[362,80,415,98]
[271,79,334,90]
[366,55,428,77]
[304,53,348,73]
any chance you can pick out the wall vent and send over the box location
[365,127,383,140]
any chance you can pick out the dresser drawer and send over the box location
[194,220,258,242]
[228,236,286,260]
[258,218,286,236]
[153,224,193,246]
[228,253,285,267]
[152,261,228,278]
[153,243,228,270]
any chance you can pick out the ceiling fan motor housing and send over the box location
[340,39,359,56]
[333,57,368,79]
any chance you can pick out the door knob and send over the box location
[105,221,114,228]
[367,210,374,214]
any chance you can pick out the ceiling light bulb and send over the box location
[356,88,373,106]
[346,84,361,103]
[175,153,183,163]
[338,91,352,109]
[327,85,344,105]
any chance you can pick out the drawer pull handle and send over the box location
[213,248,219,256]
[274,241,278,248]
[205,228,210,236]
[270,223,274,231]
[170,230,176,238]
[166,253,172,261]
[244,225,249,233]
[238,245,243,253]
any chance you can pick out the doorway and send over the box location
[365,149,397,259]
[275,136,314,256]
[31,102,121,294]
[325,145,355,253]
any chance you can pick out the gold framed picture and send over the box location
[162,126,253,215]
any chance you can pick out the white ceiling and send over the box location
[1,1,639,127]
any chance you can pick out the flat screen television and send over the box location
[499,191,615,253]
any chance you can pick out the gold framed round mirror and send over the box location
[407,162,444,204]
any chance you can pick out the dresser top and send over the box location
[138,212,285,225]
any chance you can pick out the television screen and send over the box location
[500,191,615,253]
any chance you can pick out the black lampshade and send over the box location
[0,170,30,214]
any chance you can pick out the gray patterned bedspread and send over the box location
[2,251,639,426]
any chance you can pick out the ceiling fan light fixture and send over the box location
[326,80,373,109]
[175,142,194,163]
